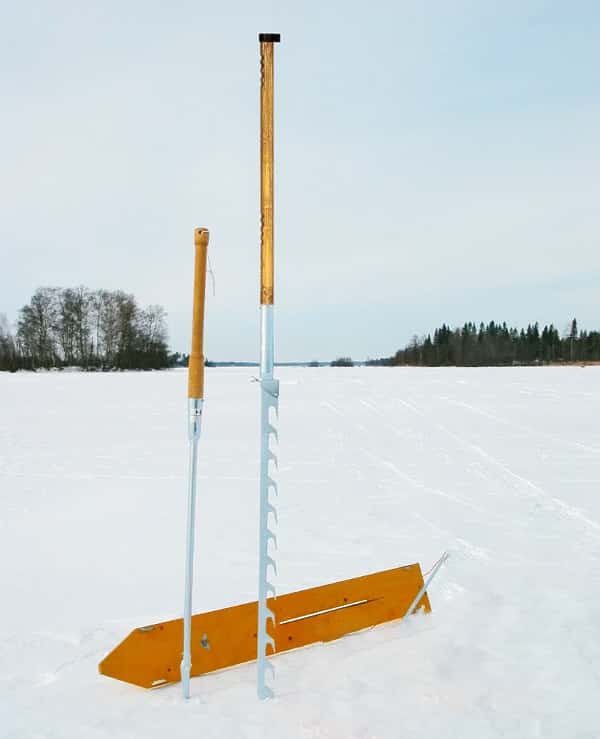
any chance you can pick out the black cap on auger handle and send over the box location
[259,33,280,42]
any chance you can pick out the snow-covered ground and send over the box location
[1,367,599,738]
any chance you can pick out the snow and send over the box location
[1,366,599,738]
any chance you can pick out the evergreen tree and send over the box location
[373,317,600,368]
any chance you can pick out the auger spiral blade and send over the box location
[257,371,279,699]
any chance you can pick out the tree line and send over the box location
[0,287,171,371]
[367,319,600,367]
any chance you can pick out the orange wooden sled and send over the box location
[99,563,431,688]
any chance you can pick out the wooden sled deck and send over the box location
[99,563,431,689]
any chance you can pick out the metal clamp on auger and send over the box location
[261,377,279,400]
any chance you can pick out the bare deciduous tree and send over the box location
[7,286,171,370]
[17,287,60,368]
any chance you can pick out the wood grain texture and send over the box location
[260,41,275,305]
[188,228,209,399]
[99,563,431,689]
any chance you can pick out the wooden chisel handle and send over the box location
[188,227,209,399]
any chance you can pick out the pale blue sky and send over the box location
[2,1,599,360]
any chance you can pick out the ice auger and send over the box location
[256,31,281,701]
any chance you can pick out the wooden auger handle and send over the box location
[188,227,209,400]
[259,34,279,306]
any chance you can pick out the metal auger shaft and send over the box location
[257,32,280,700]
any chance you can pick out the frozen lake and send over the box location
[1,366,599,738]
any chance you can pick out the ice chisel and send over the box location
[181,226,210,699]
